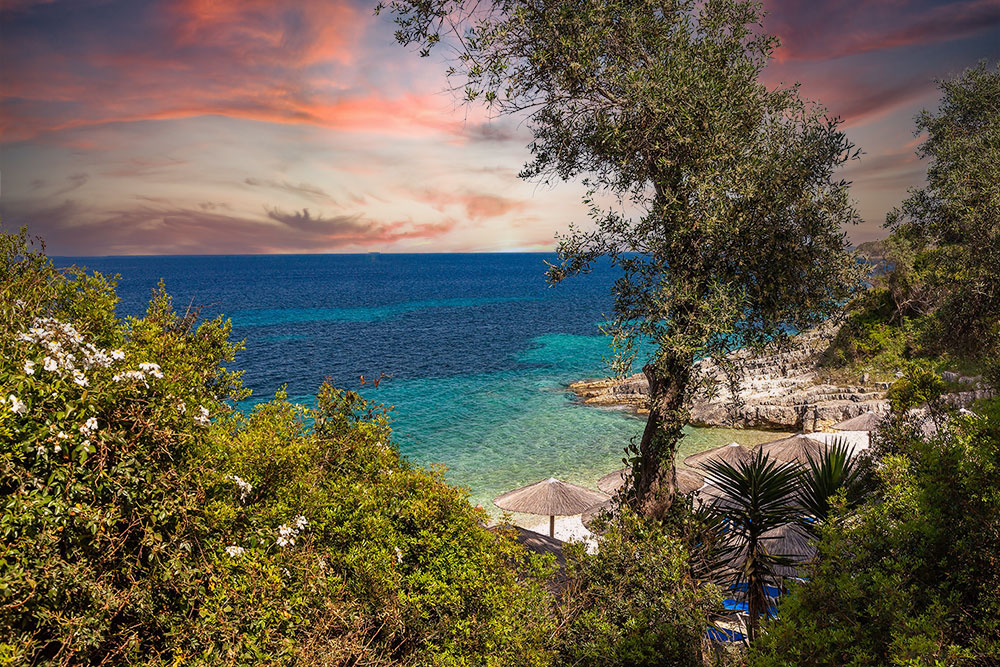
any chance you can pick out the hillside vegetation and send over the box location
[823,62,1000,386]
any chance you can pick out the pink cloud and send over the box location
[1,0,468,143]
[168,0,361,67]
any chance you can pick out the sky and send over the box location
[1,0,999,255]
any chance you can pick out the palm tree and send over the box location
[700,449,800,643]
[797,437,874,537]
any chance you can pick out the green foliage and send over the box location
[824,64,1000,382]
[749,401,1000,666]
[0,230,559,666]
[555,509,718,666]
[379,0,862,513]
[821,288,924,374]
[884,61,1000,362]
[797,439,874,538]
[885,365,947,413]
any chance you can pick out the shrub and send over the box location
[749,399,1000,666]
[553,508,718,667]
[1,231,557,666]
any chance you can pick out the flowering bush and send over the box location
[0,231,557,666]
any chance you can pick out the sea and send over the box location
[56,253,784,512]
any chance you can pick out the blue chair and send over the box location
[706,627,746,643]
[723,598,778,616]
[728,582,782,598]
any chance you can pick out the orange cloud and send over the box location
[414,188,527,221]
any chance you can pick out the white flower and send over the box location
[111,349,125,361]
[113,370,147,385]
[276,524,297,547]
[193,406,210,427]
[395,547,403,564]
[224,545,245,558]
[43,357,58,372]
[23,359,35,375]
[56,431,69,439]
[72,371,89,387]
[226,474,253,502]
[79,417,98,436]
[294,515,308,531]
[138,362,163,379]
[7,395,27,415]
[54,444,62,453]
[177,401,186,414]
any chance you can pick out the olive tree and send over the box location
[886,61,1000,362]
[380,0,862,515]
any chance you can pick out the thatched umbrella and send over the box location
[597,468,631,494]
[713,522,816,586]
[753,523,815,578]
[832,411,881,432]
[580,498,615,532]
[599,466,705,495]
[494,478,608,537]
[684,441,752,469]
[693,482,731,509]
[755,434,827,465]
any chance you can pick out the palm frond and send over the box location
[797,436,874,536]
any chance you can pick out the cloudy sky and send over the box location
[2,0,999,255]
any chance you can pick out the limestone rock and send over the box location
[568,326,993,430]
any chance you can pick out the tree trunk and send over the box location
[633,352,692,517]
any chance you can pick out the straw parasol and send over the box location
[714,522,816,582]
[598,466,705,495]
[597,467,631,494]
[755,434,827,465]
[693,482,732,509]
[832,411,881,432]
[494,478,608,537]
[756,523,816,578]
[684,441,752,469]
[678,468,706,494]
[580,498,615,532]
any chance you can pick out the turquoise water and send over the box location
[61,254,785,513]
[285,331,783,511]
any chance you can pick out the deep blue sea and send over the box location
[57,254,782,511]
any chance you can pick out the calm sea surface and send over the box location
[56,254,782,511]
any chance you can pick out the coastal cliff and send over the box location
[568,326,989,432]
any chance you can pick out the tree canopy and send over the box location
[380,0,863,513]
[885,61,1000,362]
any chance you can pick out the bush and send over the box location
[1,231,557,666]
[554,508,718,667]
[749,399,1000,666]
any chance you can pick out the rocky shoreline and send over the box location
[569,326,991,432]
